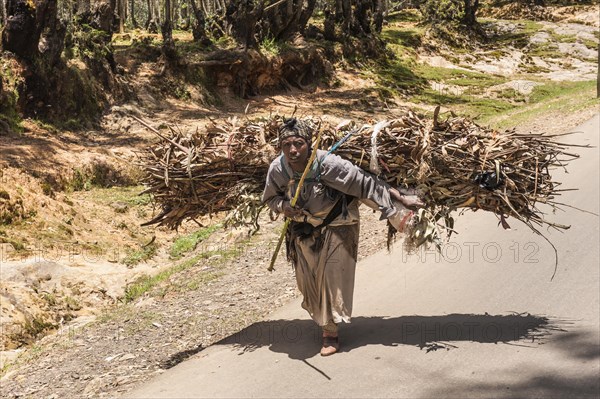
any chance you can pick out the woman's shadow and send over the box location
[217,313,559,360]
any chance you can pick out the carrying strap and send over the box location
[322,194,354,226]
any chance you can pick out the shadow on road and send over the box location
[217,313,562,360]
[422,328,600,398]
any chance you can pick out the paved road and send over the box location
[125,115,599,398]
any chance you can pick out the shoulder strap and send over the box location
[322,194,355,226]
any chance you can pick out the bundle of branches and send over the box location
[138,111,580,253]
[326,109,580,251]
[138,116,279,230]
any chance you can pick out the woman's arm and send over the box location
[320,153,423,219]
[319,153,397,219]
[262,162,303,218]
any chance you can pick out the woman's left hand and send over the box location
[390,188,425,208]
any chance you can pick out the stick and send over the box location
[264,0,287,12]
[130,114,190,154]
[268,123,323,271]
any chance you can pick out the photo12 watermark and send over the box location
[1,235,541,268]
[400,240,541,264]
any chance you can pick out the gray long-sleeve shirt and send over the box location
[262,149,397,225]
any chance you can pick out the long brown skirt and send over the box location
[293,223,360,326]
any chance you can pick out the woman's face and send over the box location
[281,136,310,172]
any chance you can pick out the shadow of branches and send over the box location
[217,313,559,360]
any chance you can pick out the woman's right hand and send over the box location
[282,201,304,218]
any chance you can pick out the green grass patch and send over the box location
[549,33,577,43]
[123,243,158,267]
[528,80,597,104]
[414,88,469,106]
[259,36,284,57]
[417,63,506,87]
[582,39,599,51]
[0,57,24,134]
[416,88,519,119]
[520,63,551,74]
[123,238,244,302]
[485,80,599,128]
[528,42,563,59]
[427,80,598,127]
[196,244,244,261]
[123,254,202,302]
[185,269,224,291]
[178,240,249,291]
[497,88,527,102]
[379,59,427,87]
[169,224,221,259]
[387,9,422,23]
[461,97,520,116]
[374,21,508,104]
[381,27,424,48]
[81,186,151,206]
[493,20,544,48]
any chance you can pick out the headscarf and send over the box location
[278,118,313,144]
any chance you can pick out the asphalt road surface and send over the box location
[125,114,600,399]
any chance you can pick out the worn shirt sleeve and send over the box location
[261,158,287,213]
[319,153,396,219]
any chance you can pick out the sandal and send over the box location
[320,334,339,356]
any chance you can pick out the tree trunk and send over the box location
[37,0,67,63]
[155,0,161,24]
[226,0,262,48]
[180,0,190,30]
[145,0,151,28]
[90,0,117,35]
[172,0,180,28]
[298,0,316,35]
[353,0,371,36]
[76,0,91,17]
[373,0,385,33]
[129,0,137,28]
[597,41,599,98]
[6,0,16,15]
[323,5,336,41]
[463,0,478,27]
[146,0,158,32]
[269,0,305,41]
[334,0,343,22]
[189,0,210,44]
[1,0,38,61]
[1,0,7,26]
[341,0,351,32]
[1,0,66,65]
[117,0,125,32]
[162,0,176,59]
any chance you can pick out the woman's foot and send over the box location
[320,332,339,356]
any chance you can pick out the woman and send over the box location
[262,118,420,356]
